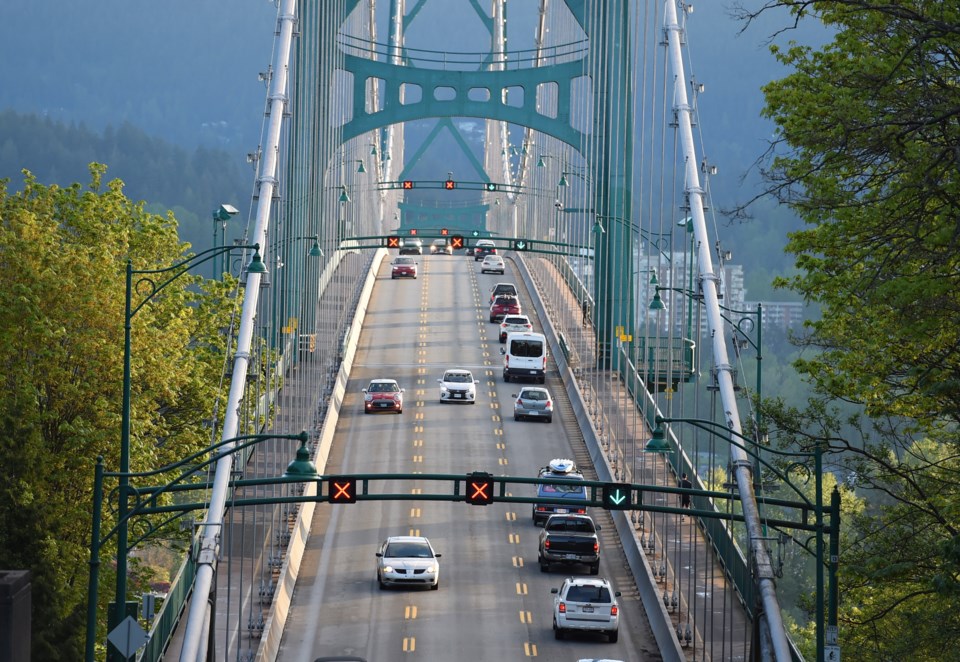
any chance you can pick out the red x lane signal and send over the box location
[402,180,414,189]
[444,179,456,190]
[450,235,464,250]
[386,236,401,248]
[329,477,357,504]
[465,472,494,506]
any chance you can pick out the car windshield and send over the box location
[520,390,547,401]
[565,585,612,603]
[443,372,472,383]
[384,542,433,558]
[368,382,398,393]
[503,317,527,325]
[394,258,413,264]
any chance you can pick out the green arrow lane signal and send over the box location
[513,240,529,251]
[485,182,497,192]
[603,482,632,510]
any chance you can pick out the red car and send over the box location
[362,379,404,414]
[391,257,418,279]
[489,295,521,323]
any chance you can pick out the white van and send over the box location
[500,331,547,383]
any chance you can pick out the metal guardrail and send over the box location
[137,539,197,662]
[620,352,754,619]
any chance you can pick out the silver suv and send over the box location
[551,577,621,642]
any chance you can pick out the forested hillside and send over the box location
[0,110,252,252]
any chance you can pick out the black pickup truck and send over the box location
[537,514,601,574]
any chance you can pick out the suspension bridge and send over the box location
[87,2,840,661]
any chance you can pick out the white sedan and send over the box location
[375,536,441,590]
[437,368,479,404]
[480,254,505,274]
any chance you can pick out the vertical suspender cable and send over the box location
[662,1,790,659]
[178,1,299,659]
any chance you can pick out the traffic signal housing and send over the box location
[465,472,494,506]
[484,182,498,192]
[444,179,456,190]
[450,235,464,250]
[402,180,414,189]
[602,482,632,510]
[329,477,358,504]
[386,236,401,248]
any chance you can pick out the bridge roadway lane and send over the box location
[277,251,657,661]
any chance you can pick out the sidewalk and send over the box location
[523,255,753,661]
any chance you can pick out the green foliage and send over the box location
[0,165,233,657]
[749,1,960,656]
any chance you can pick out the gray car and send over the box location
[513,386,553,422]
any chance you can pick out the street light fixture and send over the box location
[86,430,315,661]
[653,415,840,662]
[212,203,239,278]
[108,242,265,659]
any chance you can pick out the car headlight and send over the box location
[383,565,394,574]
[425,564,437,573]
[440,386,448,393]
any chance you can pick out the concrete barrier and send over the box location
[257,249,388,661]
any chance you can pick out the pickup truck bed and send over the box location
[538,514,600,574]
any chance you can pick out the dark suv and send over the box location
[399,238,423,255]
[474,243,497,261]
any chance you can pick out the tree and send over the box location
[0,165,234,658]
[736,1,960,657]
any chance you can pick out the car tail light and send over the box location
[536,506,546,512]
[611,605,618,616]
[543,539,551,550]
[545,400,552,408]
[593,542,599,553]
[516,398,523,406]
[558,602,566,613]
[575,508,586,514]
[505,356,509,367]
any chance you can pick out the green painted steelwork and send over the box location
[589,0,635,370]
[398,118,488,182]
[340,55,587,146]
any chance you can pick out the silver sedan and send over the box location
[513,386,553,423]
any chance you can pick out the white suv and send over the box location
[552,577,621,642]
[437,368,479,404]
[499,314,532,343]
